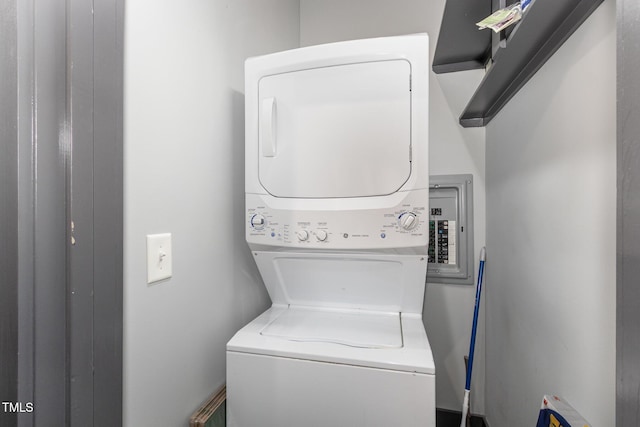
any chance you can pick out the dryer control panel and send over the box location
[246,190,429,250]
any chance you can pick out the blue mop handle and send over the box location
[465,247,486,391]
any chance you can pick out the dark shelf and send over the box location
[433,0,605,128]
[432,0,492,73]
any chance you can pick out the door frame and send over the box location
[617,0,640,425]
[0,0,124,425]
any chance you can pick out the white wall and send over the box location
[123,1,299,425]
[301,0,487,413]
[485,1,616,425]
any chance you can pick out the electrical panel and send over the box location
[427,174,474,285]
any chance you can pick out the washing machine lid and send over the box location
[260,307,402,349]
[227,305,435,374]
[257,59,411,199]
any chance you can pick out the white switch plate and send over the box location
[146,233,172,284]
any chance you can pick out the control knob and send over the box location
[296,230,309,241]
[399,212,418,230]
[250,214,266,230]
[315,229,328,242]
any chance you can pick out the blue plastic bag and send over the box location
[536,408,572,427]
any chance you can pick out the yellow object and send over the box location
[538,395,592,427]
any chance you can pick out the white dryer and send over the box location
[227,34,434,427]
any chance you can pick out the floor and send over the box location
[436,409,488,427]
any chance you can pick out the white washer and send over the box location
[227,34,434,427]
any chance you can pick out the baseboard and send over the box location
[436,408,488,427]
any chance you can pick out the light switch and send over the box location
[147,233,172,284]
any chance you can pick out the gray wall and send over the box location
[485,1,616,426]
[300,0,487,413]
[123,1,299,425]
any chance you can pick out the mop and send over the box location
[460,247,486,427]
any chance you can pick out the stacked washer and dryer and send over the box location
[227,34,435,427]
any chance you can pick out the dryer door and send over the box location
[258,60,412,199]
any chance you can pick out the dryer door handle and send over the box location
[261,97,277,157]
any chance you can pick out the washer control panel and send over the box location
[246,190,429,249]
